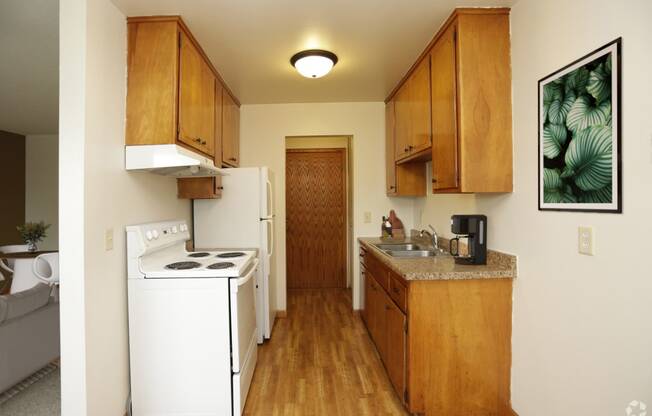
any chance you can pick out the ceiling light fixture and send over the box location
[290,49,338,78]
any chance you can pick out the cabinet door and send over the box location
[222,91,240,167]
[394,83,411,160]
[374,281,391,363]
[408,57,432,154]
[178,32,215,156]
[362,266,373,328]
[385,101,397,195]
[385,298,407,403]
[430,24,459,191]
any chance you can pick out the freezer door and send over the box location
[194,167,262,248]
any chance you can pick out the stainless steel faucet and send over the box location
[419,225,439,251]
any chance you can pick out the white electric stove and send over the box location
[126,220,258,416]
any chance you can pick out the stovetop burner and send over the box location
[187,252,210,258]
[165,261,202,270]
[217,252,246,258]
[206,262,235,270]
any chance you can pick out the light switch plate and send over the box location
[578,226,594,256]
[105,228,114,251]
[363,212,372,224]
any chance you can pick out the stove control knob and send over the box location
[145,231,153,241]
[152,230,160,239]
[172,226,178,234]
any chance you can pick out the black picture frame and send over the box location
[537,37,622,213]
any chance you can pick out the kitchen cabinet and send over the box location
[385,8,513,194]
[363,256,407,403]
[222,91,240,167]
[430,23,459,191]
[394,57,431,163]
[177,82,225,199]
[126,16,241,199]
[178,32,216,156]
[362,247,513,415]
[386,101,427,197]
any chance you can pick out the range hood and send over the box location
[125,145,225,177]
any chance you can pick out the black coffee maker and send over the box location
[450,215,487,265]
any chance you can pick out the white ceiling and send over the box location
[0,0,59,135]
[112,0,514,104]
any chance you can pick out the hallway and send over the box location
[244,289,408,415]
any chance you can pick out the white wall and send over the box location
[414,1,652,414]
[241,103,415,311]
[25,134,58,250]
[60,0,192,414]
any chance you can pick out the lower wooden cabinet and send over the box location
[363,268,407,402]
[362,249,514,415]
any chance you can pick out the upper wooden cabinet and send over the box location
[385,8,513,194]
[222,91,240,167]
[178,32,215,156]
[393,57,431,163]
[386,101,426,197]
[430,23,459,191]
[125,16,241,199]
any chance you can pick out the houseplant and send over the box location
[17,221,51,252]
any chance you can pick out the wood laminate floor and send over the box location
[243,289,408,416]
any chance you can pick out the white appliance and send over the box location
[125,144,225,177]
[194,167,275,343]
[127,220,258,416]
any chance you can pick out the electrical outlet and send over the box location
[363,211,372,224]
[578,226,594,256]
[105,228,114,251]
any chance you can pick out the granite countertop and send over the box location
[358,236,516,281]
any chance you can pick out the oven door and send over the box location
[230,259,259,415]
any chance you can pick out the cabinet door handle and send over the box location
[217,186,224,190]
[432,178,438,183]
[229,157,236,161]
[195,138,202,143]
[201,140,207,145]
[404,147,408,152]
[389,185,396,190]
[409,145,414,150]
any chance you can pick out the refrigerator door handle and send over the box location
[266,179,274,218]
[268,220,274,257]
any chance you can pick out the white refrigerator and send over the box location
[194,167,275,343]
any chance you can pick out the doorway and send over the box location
[285,137,351,289]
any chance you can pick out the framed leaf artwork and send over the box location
[538,38,622,213]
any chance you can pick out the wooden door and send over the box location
[178,32,215,156]
[222,92,240,167]
[394,83,411,160]
[386,298,407,402]
[430,23,459,191]
[286,149,347,289]
[385,101,397,195]
[408,57,432,154]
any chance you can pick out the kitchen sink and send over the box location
[372,242,438,258]
[384,249,437,258]
[374,243,428,251]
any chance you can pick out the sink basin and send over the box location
[371,242,438,258]
[384,249,437,258]
[374,243,427,251]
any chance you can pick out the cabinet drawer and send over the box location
[389,273,407,313]
[365,254,389,292]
